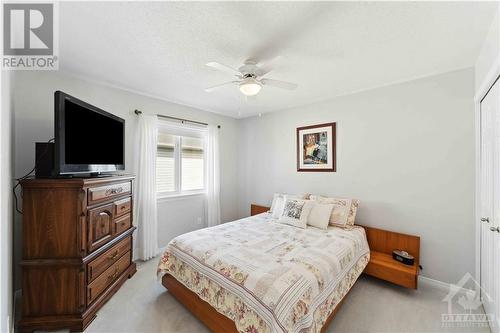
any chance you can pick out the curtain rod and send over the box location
[134,109,220,128]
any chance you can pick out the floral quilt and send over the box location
[157,213,370,333]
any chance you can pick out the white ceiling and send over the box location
[60,1,498,118]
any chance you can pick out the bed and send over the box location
[157,212,370,333]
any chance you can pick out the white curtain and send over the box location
[134,114,159,260]
[205,125,221,227]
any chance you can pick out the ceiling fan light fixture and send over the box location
[205,60,297,95]
[239,78,262,96]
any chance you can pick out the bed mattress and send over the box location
[157,213,370,333]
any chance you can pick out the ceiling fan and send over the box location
[204,58,298,97]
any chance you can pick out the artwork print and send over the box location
[297,122,336,172]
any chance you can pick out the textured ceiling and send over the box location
[60,1,498,118]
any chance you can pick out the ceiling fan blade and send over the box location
[204,81,238,92]
[206,62,240,76]
[258,55,282,76]
[261,78,297,90]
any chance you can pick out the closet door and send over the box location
[480,77,500,332]
[490,78,500,332]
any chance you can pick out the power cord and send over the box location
[13,138,55,214]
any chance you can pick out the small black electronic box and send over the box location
[392,250,415,265]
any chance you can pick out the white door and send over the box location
[480,77,500,332]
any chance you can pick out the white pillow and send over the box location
[309,195,359,228]
[270,193,302,219]
[270,194,285,218]
[307,202,334,230]
[277,199,313,229]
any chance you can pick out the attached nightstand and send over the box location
[360,225,420,289]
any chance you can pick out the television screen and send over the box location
[64,100,124,164]
[55,91,125,175]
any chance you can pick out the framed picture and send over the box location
[296,122,336,172]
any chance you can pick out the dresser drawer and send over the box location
[114,214,131,236]
[114,197,131,217]
[87,252,131,305]
[88,182,131,205]
[87,237,131,282]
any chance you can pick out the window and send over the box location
[156,122,206,196]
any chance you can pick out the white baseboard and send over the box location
[419,275,472,294]
[419,275,449,290]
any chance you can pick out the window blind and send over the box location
[182,139,204,191]
[156,146,175,192]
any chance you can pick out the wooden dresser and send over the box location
[19,175,137,332]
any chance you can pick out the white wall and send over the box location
[475,7,500,92]
[157,195,206,248]
[238,68,475,284]
[10,70,241,288]
[1,70,14,333]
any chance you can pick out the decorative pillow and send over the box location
[277,199,313,229]
[307,202,334,230]
[309,195,359,227]
[270,193,308,219]
[346,199,360,225]
[270,193,287,219]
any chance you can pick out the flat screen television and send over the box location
[54,91,125,175]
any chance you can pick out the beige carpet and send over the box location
[85,259,491,333]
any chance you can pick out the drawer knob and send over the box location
[106,188,123,196]
[108,250,119,260]
[108,267,119,280]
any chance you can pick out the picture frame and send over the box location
[296,122,336,172]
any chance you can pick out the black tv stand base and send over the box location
[88,172,113,178]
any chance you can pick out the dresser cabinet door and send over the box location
[88,204,114,252]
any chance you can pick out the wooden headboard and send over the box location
[250,204,270,216]
[249,204,420,265]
